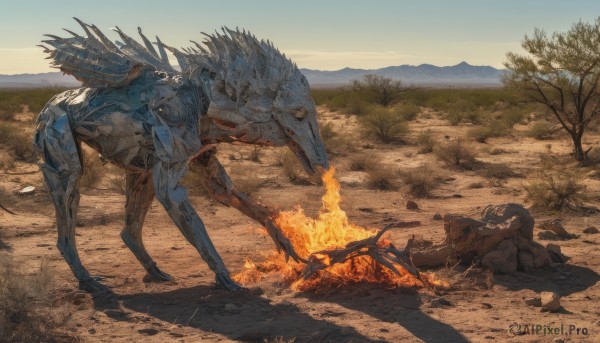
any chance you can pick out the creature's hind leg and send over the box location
[34,110,110,293]
[120,172,172,282]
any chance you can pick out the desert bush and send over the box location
[468,120,509,143]
[524,158,588,211]
[108,173,126,195]
[527,121,557,140]
[348,153,375,171]
[395,103,420,121]
[482,163,516,179]
[446,110,465,126]
[80,150,103,188]
[435,139,478,169]
[500,108,527,127]
[0,123,35,160]
[0,255,74,342]
[399,164,436,197]
[233,174,265,194]
[366,163,399,190]
[0,152,16,170]
[416,129,436,154]
[481,146,508,155]
[245,146,262,163]
[276,149,310,185]
[359,106,408,143]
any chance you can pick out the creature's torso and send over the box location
[41,71,208,171]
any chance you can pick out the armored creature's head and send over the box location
[186,28,329,174]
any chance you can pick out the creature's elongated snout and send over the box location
[285,115,329,175]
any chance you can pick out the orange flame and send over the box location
[235,166,447,291]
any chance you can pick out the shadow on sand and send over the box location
[91,283,470,342]
[92,285,386,342]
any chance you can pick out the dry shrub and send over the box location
[245,146,262,163]
[276,149,312,185]
[79,150,104,188]
[359,106,409,143]
[108,172,126,195]
[366,162,399,190]
[233,174,266,194]
[0,255,74,342]
[0,123,35,160]
[181,168,210,197]
[399,164,436,197]
[468,120,508,143]
[434,139,478,169]
[524,154,588,210]
[348,153,375,171]
[0,152,16,170]
[416,129,436,154]
[394,103,420,121]
[481,146,508,155]
[483,163,516,179]
[527,121,557,140]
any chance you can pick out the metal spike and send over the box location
[138,27,159,57]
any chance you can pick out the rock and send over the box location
[539,219,570,238]
[540,292,561,312]
[482,239,518,274]
[428,297,452,308]
[406,200,419,210]
[481,303,492,309]
[224,303,240,313]
[17,186,35,195]
[546,244,569,263]
[552,338,564,343]
[433,213,443,220]
[481,203,535,240]
[538,230,558,240]
[524,297,542,306]
[583,227,599,234]
[518,251,534,272]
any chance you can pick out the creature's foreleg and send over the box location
[190,150,304,263]
[120,172,172,282]
[35,111,110,293]
[152,161,240,291]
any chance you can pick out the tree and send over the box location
[352,74,412,106]
[503,18,600,161]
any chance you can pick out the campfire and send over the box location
[235,167,447,291]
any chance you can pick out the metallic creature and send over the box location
[35,19,329,293]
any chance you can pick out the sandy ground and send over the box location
[1,106,600,342]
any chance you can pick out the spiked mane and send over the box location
[40,19,301,94]
[184,28,300,102]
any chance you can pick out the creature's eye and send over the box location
[291,108,307,120]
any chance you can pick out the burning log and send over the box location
[301,221,422,282]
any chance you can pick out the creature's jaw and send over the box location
[287,140,316,175]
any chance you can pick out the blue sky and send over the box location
[1,0,599,73]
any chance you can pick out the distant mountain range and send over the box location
[0,62,504,89]
[301,62,505,87]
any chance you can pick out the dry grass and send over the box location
[416,129,437,154]
[524,154,588,210]
[0,123,35,160]
[276,149,312,185]
[399,164,437,197]
[0,151,16,170]
[245,146,262,163]
[232,172,267,195]
[359,106,409,143]
[0,255,75,342]
[434,138,478,169]
[527,121,558,140]
[366,162,399,190]
[79,150,104,188]
[347,153,375,171]
[108,172,126,195]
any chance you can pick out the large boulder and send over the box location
[443,203,555,274]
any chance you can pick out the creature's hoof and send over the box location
[79,278,112,294]
[215,272,242,292]
[143,265,172,283]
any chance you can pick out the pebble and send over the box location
[540,291,561,312]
